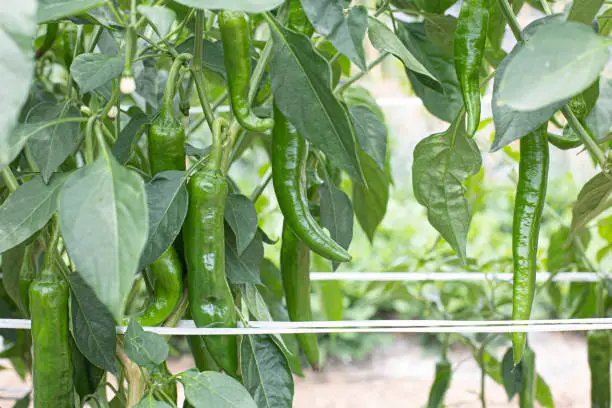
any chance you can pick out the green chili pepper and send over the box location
[519,346,536,408]
[512,126,549,365]
[547,132,582,150]
[426,358,452,408]
[454,0,489,136]
[281,221,320,369]
[183,118,238,377]
[588,331,611,408]
[36,23,59,59]
[30,272,73,408]
[288,0,315,37]
[219,10,274,132]
[187,333,220,372]
[272,105,351,262]
[148,53,191,176]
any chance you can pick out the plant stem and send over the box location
[248,40,273,103]
[562,106,607,169]
[538,0,553,14]
[116,345,145,408]
[250,167,272,202]
[334,52,389,95]
[1,167,20,192]
[191,10,215,132]
[496,0,522,39]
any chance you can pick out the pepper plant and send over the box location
[0,0,610,407]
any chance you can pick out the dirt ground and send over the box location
[0,331,596,407]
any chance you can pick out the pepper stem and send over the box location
[208,117,229,172]
[161,53,193,115]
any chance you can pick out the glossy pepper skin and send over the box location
[30,276,73,408]
[219,10,274,132]
[187,333,220,372]
[183,119,238,376]
[281,222,320,368]
[588,331,611,408]
[454,0,489,136]
[148,53,190,175]
[136,246,183,326]
[272,105,351,262]
[519,346,536,408]
[512,127,548,365]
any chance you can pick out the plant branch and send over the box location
[334,52,389,95]
[250,167,272,202]
[191,10,215,132]
[496,0,522,39]
[1,168,20,193]
[116,345,145,408]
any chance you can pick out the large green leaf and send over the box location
[0,174,68,254]
[241,335,294,408]
[586,78,612,140]
[1,242,38,317]
[37,0,105,23]
[352,151,389,243]
[398,22,462,122]
[319,181,354,270]
[137,5,176,39]
[368,16,438,86]
[501,348,522,400]
[140,171,188,269]
[266,14,363,182]
[349,105,387,170]
[172,0,283,12]
[412,113,482,263]
[571,172,612,232]
[112,108,150,165]
[27,102,82,183]
[70,53,124,94]
[567,0,604,25]
[497,20,609,111]
[300,1,367,70]
[0,1,37,165]
[423,14,457,57]
[181,370,257,408]
[547,227,591,272]
[134,395,172,408]
[226,226,263,284]
[225,194,258,256]
[59,148,148,321]
[69,273,118,375]
[124,319,169,371]
[490,15,568,151]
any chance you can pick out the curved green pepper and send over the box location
[547,132,582,150]
[187,333,221,372]
[219,10,274,132]
[281,221,320,369]
[272,105,351,262]
[512,126,549,364]
[454,0,489,136]
[588,331,611,408]
[30,273,73,408]
[183,119,238,376]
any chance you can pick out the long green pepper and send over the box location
[219,10,274,132]
[519,346,536,408]
[512,126,549,364]
[588,331,611,408]
[183,118,238,377]
[454,0,489,136]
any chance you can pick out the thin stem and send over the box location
[562,107,607,169]
[539,0,553,14]
[87,26,103,53]
[43,216,61,270]
[248,40,273,103]
[1,168,20,193]
[67,25,83,99]
[250,167,272,202]
[209,117,229,171]
[85,116,97,164]
[497,0,522,39]
[191,10,215,131]
[334,52,390,95]
[162,53,192,111]
[106,0,124,24]
[116,345,145,408]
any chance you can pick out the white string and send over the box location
[309,272,609,282]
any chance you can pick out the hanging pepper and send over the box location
[187,333,221,372]
[272,105,351,263]
[426,358,452,408]
[183,118,238,376]
[588,331,611,408]
[512,126,549,364]
[454,0,489,136]
[30,269,74,408]
[281,222,320,369]
[219,10,274,132]
[519,346,536,408]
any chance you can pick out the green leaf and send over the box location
[547,227,591,272]
[225,194,258,255]
[172,0,283,12]
[404,0,456,13]
[266,14,363,182]
[181,370,257,408]
[571,172,612,232]
[598,8,612,36]
[241,335,294,408]
[134,58,162,111]
[37,0,105,23]
[367,16,439,86]
[491,15,568,151]
[26,102,82,183]
[301,2,367,71]
[134,394,172,408]
[59,148,148,321]
[423,14,457,57]
[349,105,387,170]
[318,181,354,269]
[586,78,612,140]
[70,53,124,94]
[140,171,188,269]
[226,226,263,284]
[412,113,482,264]
[1,242,38,317]
[501,347,522,400]
[398,22,462,122]
[535,375,555,408]
[176,38,227,79]
[68,272,118,375]
[112,108,150,165]
[497,20,609,111]
[0,1,37,165]
[568,0,604,25]
[13,393,30,408]
[0,174,67,253]
[124,319,169,370]
[352,151,389,243]
[137,5,176,39]
[426,359,452,408]
[258,259,284,301]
